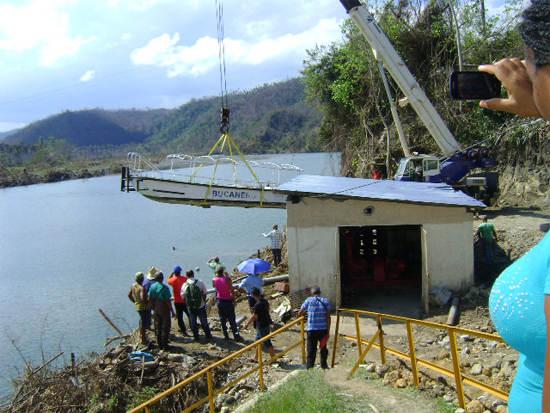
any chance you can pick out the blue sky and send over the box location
[0,0,346,132]
[0,0,513,133]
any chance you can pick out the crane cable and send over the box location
[215,0,230,133]
[197,0,265,206]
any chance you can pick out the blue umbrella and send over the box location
[237,258,271,275]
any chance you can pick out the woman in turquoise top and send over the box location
[480,1,550,410]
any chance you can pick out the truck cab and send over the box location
[395,155,441,182]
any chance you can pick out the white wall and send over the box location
[286,198,475,305]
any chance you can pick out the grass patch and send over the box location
[245,370,345,413]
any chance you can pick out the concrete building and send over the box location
[275,175,485,310]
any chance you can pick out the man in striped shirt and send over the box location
[262,224,283,267]
[298,286,331,369]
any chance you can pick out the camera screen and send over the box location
[450,72,501,100]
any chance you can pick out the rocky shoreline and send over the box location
[0,161,125,188]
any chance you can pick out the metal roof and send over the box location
[275,175,486,208]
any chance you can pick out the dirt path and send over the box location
[323,366,443,413]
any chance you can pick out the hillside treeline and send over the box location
[1,79,322,177]
[301,0,546,178]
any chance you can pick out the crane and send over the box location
[340,0,497,204]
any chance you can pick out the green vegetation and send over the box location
[144,78,322,154]
[301,0,530,177]
[245,370,345,413]
[126,386,160,411]
[0,78,324,187]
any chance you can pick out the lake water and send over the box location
[0,152,340,398]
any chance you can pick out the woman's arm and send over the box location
[478,58,542,118]
[544,295,550,411]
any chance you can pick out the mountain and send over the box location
[3,109,174,146]
[2,78,323,154]
[0,129,19,142]
[144,77,323,154]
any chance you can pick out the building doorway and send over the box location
[339,225,423,311]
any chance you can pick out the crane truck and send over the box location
[340,0,497,204]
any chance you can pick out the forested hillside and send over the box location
[144,78,322,154]
[301,0,542,181]
[4,109,173,146]
[0,78,323,187]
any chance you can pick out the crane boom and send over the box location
[340,0,461,156]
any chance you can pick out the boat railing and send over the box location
[127,152,160,173]
[128,153,302,189]
[127,152,302,188]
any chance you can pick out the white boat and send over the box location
[121,152,302,208]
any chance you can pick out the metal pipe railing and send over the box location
[128,316,306,413]
[332,308,509,409]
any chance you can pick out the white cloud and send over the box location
[131,18,342,76]
[80,70,96,82]
[0,1,95,67]
[122,33,132,41]
[107,0,171,10]
[0,121,27,133]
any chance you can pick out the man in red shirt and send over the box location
[167,265,190,336]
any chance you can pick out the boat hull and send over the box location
[135,177,287,208]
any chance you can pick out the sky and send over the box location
[0,0,347,133]
[0,0,512,134]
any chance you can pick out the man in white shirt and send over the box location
[181,269,212,341]
[262,224,283,267]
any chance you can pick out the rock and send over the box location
[395,378,407,388]
[216,394,236,405]
[220,407,231,413]
[365,363,376,373]
[382,370,401,386]
[495,405,508,413]
[439,336,451,346]
[466,399,486,413]
[471,363,483,375]
[454,409,467,413]
[437,349,450,360]
[375,363,389,376]
[482,367,492,377]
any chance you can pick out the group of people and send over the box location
[127,252,285,351]
[128,259,333,371]
[128,265,212,350]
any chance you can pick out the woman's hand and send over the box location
[478,58,542,118]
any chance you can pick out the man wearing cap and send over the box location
[168,265,190,336]
[127,271,150,345]
[244,287,275,362]
[148,271,175,350]
[298,286,331,369]
[262,224,283,267]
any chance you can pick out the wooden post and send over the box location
[449,329,466,408]
[406,320,419,386]
[301,318,306,365]
[207,369,215,412]
[258,343,265,390]
[354,312,363,354]
[331,310,341,368]
[377,315,386,365]
[98,309,123,335]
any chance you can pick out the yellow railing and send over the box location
[128,317,306,413]
[332,308,509,409]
